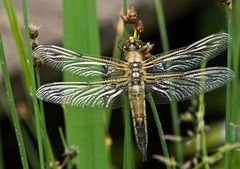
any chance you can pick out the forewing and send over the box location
[33,45,127,77]
[36,78,128,108]
[145,67,234,104]
[143,33,231,72]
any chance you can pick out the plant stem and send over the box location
[123,100,134,169]
[154,0,183,165]
[35,71,51,169]
[21,0,45,168]
[225,4,233,169]
[2,0,32,93]
[148,95,171,169]
[197,94,209,169]
[194,144,240,169]
[225,1,240,168]
[0,35,29,169]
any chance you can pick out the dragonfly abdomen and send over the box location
[128,84,148,161]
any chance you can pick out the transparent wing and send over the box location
[145,67,234,104]
[33,45,128,77]
[143,33,231,72]
[36,78,128,108]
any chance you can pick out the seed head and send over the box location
[29,23,40,39]
[120,6,138,24]
[136,20,144,34]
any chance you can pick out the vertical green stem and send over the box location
[0,35,29,169]
[123,101,134,169]
[154,0,183,164]
[3,0,32,93]
[233,0,240,166]
[21,0,45,168]
[197,94,209,169]
[225,6,232,169]
[35,71,51,169]
[59,127,68,151]
[195,61,209,169]
[226,1,240,168]
[148,95,171,169]
[154,0,169,51]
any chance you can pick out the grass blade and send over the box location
[123,101,135,169]
[63,0,108,168]
[148,95,171,169]
[154,0,183,166]
[20,0,46,168]
[3,0,32,94]
[0,35,29,169]
[225,6,232,168]
[225,1,240,168]
[154,0,169,51]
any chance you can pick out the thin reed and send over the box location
[225,1,240,168]
[0,35,29,169]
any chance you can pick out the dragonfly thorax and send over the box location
[124,51,144,62]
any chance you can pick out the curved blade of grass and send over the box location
[154,0,183,166]
[2,0,32,94]
[63,1,108,169]
[0,35,29,169]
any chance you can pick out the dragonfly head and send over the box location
[122,36,143,52]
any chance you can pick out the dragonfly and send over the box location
[34,32,234,161]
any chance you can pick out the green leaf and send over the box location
[63,1,108,169]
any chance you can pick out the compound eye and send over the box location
[122,44,127,51]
